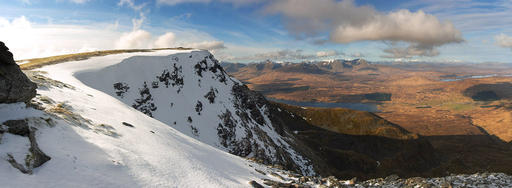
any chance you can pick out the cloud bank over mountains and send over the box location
[226,49,343,62]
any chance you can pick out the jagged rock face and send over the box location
[0,41,37,103]
[76,51,314,175]
[0,42,16,65]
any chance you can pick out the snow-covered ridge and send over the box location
[73,50,313,175]
[0,50,297,187]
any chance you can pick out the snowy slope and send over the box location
[73,50,313,174]
[0,50,295,187]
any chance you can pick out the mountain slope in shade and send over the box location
[276,103,417,140]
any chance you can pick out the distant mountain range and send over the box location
[221,59,376,74]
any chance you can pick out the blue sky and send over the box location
[1,0,511,63]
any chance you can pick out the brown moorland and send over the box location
[224,60,512,177]
[223,61,512,142]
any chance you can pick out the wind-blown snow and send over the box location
[0,50,288,187]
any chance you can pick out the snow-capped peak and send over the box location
[73,50,314,175]
[0,49,311,187]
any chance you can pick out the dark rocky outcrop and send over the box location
[248,180,264,188]
[2,120,51,174]
[0,42,49,174]
[0,42,16,65]
[122,122,135,128]
[0,41,37,103]
[113,82,130,98]
[132,82,157,117]
[3,120,30,136]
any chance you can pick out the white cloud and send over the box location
[252,50,314,60]
[113,30,226,50]
[115,30,153,49]
[265,0,463,58]
[382,44,440,58]
[70,0,89,4]
[157,0,260,6]
[316,50,342,57]
[187,41,226,50]
[0,16,120,59]
[495,33,512,48]
[154,32,176,48]
[118,0,146,11]
[171,13,193,21]
[400,0,512,32]
[227,49,341,61]
[227,49,345,61]
[157,0,209,5]
[330,10,462,46]
[131,13,145,30]
[0,16,226,60]
[219,0,261,6]
[350,52,364,58]
[211,44,275,61]
[54,0,91,4]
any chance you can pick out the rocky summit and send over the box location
[0,41,37,103]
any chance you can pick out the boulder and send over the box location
[0,41,37,103]
[3,120,30,136]
[0,41,15,65]
[248,180,264,188]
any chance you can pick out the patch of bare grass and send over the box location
[19,47,192,70]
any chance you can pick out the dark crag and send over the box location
[0,41,37,103]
